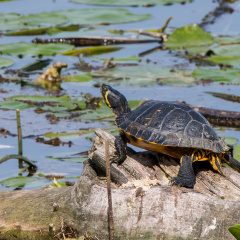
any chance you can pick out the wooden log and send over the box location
[1,129,240,239]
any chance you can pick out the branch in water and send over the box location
[32,36,161,47]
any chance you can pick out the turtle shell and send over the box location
[115,101,228,153]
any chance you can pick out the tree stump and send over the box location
[1,129,240,239]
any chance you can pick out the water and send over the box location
[0,0,240,190]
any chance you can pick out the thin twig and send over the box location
[16,109,23,156]
[105,139,114,240]
[0,154,37,168]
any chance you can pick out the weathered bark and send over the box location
[189,104,240,128]
[1,129,240,239]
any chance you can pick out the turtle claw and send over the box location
[170,177,195,189]
[110,157,121,166]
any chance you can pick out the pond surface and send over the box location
[0,0,240,190]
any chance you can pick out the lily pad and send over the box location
[215,36,240,45]
[44,129,94,140]
[8,95,86,113]
[165,24,214,50]
[4,25,82,36]
[192,68,240,84]
[93,65,194,86]
[0,100,34,110]
[77,100,142,121]
[62,73,93,82]
[228,224,240,240]
[0,9,151,32]
[0,57,14,68]
[234,145,240,162]
[47,151,88,162]
[0,42,74,57]
[96,55,141,62]
[62,46,121,57]
[70,0,191,6]
[21,59,51,72]
[1,176,38,188]
[209,45,240,66]
[224,137,238,146]
[9,94,71,103]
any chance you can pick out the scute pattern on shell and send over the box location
[116,101,229,153]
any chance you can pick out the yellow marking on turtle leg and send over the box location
[209,154,224,175]
[191,150,208,163]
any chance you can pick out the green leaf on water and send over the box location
[70,0,192,6]
[4,25,82,36]
[0,57,14,68]
[93,65,194,86]
[47,151,88,162]
[61,46,121,57]
[192,68,240,84]
[0,101,34,110]
[224,137,238,146]
[9,94,71,103]
[234,145,240,162]
[1,176,38,188]
[165,24,214,50]
[38,173,46,177]
[77,100,142,121]
[96,55,141,62]
[62,73,93,82]
[215,36,240,45]
[0,9,151,33]
[228,224,240,240]
[8,95,86,112]
[21,59,51,72]
[0,42,74,57]
[44,129,94,140]
[53,178,66,187]
[209,45,240,66]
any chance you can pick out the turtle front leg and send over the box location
[170,155,196,188]
[111,136,127,166]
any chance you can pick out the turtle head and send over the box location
[101,84,131,116]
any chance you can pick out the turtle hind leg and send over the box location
[170,155,196,188]
[222,154,240,173]
[209,153,224,175]
[110,136,127,166]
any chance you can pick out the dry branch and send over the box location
[33,36,160,46]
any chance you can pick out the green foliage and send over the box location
[0,57,14,68]
[1,176,38,188]
[0,101,34,110]
[0,9,151,32]
[165,24,214,49]
[234,145,240,162]
[94,65,194,86]
[62,73,93,82]
[228,224,240,240]
[224,137,238,146]
[61,46,121,57]
[192,68,240,84]
[0,42,74,57]
[209,45,240,66]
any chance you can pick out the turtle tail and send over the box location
[222,154,240,173]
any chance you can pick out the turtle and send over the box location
[101,84,240,188]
